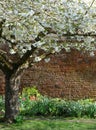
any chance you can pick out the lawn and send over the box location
[0,118,96,130]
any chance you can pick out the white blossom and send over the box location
[34,57,42,62]
[10,49,16,54]
[0,0,96,59]
[90,52,95,57]
[44,58,50,63]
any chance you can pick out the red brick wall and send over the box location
[0,49,96,100]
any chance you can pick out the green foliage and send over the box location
[19,87,41,114]
[21,86,41,97]
[1,88,96,121]
[0,96,4,109]
[14,115,24,124]
[0,96,5,116]
[19,93,96,118]
[28,97,59,116]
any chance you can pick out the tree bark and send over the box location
[4,72,21,123]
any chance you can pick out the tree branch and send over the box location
[0,19,6,37]
[62,32,96,37]
[12,45,37,69]
[0,62,5,72]
[85,0,96,15]
[36,21,96,37]
[1,35,14,44]
[28,49,55,66]
[1,35,17,51]
[35,31,46,41]
[0,50,13,70]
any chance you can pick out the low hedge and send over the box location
[20,96,96,118]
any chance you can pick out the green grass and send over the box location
[0,118,96,130]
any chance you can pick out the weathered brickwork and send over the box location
[0,49,96,100]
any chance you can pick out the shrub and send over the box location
[19,88,96,118]
[19,87,41,115]
[0,96,5,116]
[21,86,41,98]
[20,96,55,116]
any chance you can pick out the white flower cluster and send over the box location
[0,0,96,58]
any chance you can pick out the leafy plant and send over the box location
[19,95,96,118]
[21,86,41,97]
[14,115,24,123]
[19,88,96,118]
[0,96,5,116]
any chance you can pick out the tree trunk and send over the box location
[4,72,21,123]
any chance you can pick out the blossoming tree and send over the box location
[0,0,96,123]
